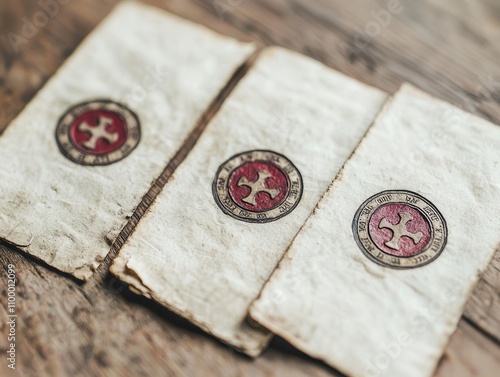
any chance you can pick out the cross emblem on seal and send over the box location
[237,170,281,206]
[78,117,118,150]
[379,212,424,250]
[213,150,303,223]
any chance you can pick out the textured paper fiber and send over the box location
[111,47,388,356]
[250,84,500,377]
[0,1,255,280]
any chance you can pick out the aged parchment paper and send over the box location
[250,84,500,377]
[111,47,388,356]
[0,1,255,280]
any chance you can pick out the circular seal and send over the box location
[213,150,303,223]
[352,190,447,269]
[56,100,141,166]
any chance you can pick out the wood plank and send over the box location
[464,249,500,344]
[0,0,499,376]
[1,244,339,377]
[435,320,500,377]
[1,242,498,377]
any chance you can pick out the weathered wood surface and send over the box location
[0,0,499,376]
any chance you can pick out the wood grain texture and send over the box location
[0,0,499,376]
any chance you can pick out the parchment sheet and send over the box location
[250,84,500,377]
[111,47,388,356]
[0,1,255,280]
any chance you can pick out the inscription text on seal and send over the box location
[213,150,303,223]
[352,190,447,269]
[56,100,141,166]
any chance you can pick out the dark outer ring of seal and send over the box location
[212,150,304,224]
[55,99,141,166]
[352,189,448,270]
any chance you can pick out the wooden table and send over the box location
[1,0,499,376]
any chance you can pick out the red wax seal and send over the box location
[353,190,447,269]
[213,150,303,223]
[56,100,140,166]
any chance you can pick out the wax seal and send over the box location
[353,190,447,269]
[213,150,303,223]
[56,100,140,166]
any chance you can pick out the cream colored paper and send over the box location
[111,47,388,356]
[250,84,500,377]
[0,1,255,280]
